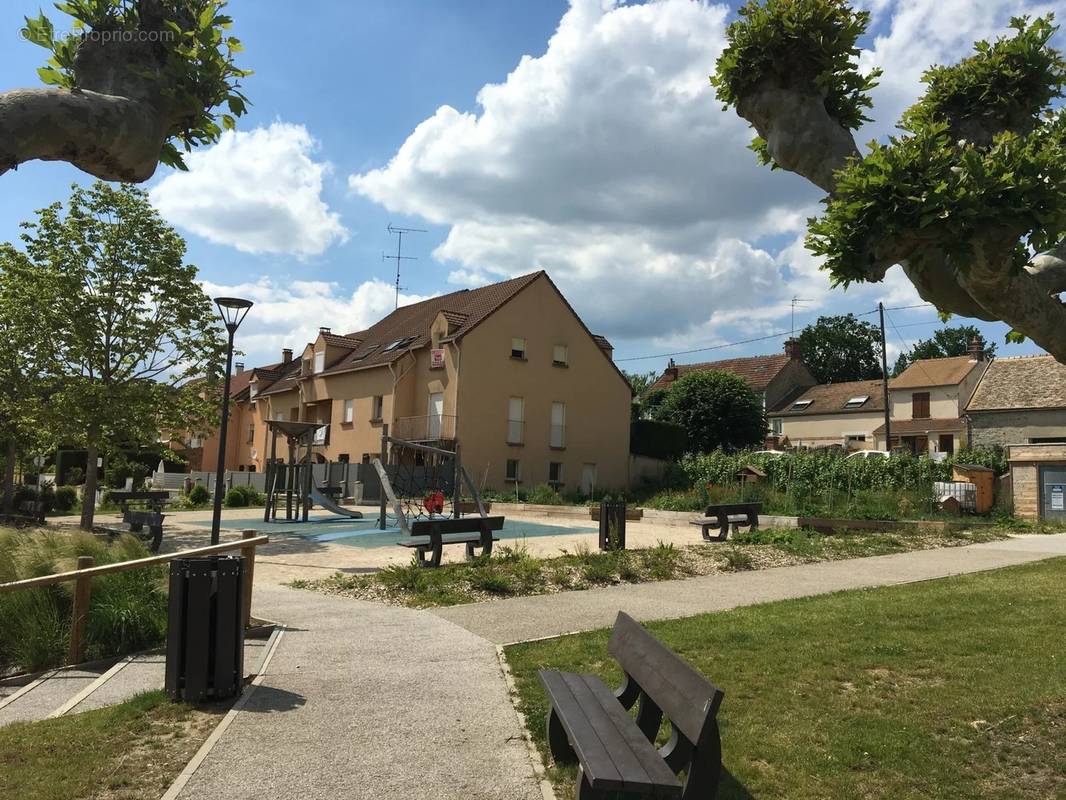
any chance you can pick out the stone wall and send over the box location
[970,409,1066,448]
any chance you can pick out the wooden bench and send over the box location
[12,499,46,525]
[690,501,760,542]
[109,490,170,514]
[397,515,505,568]
[540,611,725,799]
[102,509,166,553]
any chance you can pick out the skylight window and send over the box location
[791,400,813,411]
[844,396,869,409]
[351,345,379,362]
[383,336,417,353]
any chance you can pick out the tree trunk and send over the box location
[2,439,15,515]
[80,443,98,531]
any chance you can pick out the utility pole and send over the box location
[383,223,426,309]
[879,302,892,450]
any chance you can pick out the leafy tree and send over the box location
[2,0,250,182]
[623,370,659,420]
[713,4,1066,363]
[892,325,997,376]
[798,314,882,383]
[10,181,227,529]
[652,370,765,453]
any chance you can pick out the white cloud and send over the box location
[349,0,1048,352]
[201,277,432,366]
[151,122,348,257]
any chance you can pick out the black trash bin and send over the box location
[598,501,627,551]
[165,555,245,702]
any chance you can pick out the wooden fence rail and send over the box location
[0,531,268,665]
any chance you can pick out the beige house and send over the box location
[966,355,1066,447]
[204,271,632,494]
[767,379,885,451]
[873,344,990,455]
[649,340,816,414]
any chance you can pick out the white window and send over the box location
[313,350,325,373]
[506,459,521,482]
[508,397,524,444]
[844,395,869,409]
[246,424,254,444]
[553,344,568,366]
[275,411,284,422]
[771,417,782,435]
[371,395,384,420]
[343,399,353,423]
[511,337,526,359]
[249,380,258,399]
[791,399,813,411]
[550,401,566,448]
[190,434,203,448]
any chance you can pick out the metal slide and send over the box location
[309,486,364,519]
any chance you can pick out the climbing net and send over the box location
[383,440,458,523]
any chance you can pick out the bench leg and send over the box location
[546,707,576,764]
[149,525,163,554]
[575,766,603,800]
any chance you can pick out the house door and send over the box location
[938,434,954,455]
[1040,466,1066,521]
[581,463,597,496]
[427,392,444,439]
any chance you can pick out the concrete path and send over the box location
[431,534,1066,644]
[174,584,542,800]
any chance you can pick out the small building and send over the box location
[965,355,1066,447]
[648,339,816,416]
[1007,444,1066,522]
[767,378,885,450]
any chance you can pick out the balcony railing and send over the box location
[393,414,457,442]
[507,420,524,445]
[550,424,566,448]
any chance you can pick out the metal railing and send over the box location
[0,532,269,665]
[507,420,524,445]
[393,414,457,442]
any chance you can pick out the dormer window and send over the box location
[844,395,869,409]
[249,380,258,399]
[313,350,325,373]
[791,399,813,411]
[511,337,526,359]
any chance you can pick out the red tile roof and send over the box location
[890,356,982,388]
[650,353,790,393]
[768,379,885,417]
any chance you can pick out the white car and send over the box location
[751,450,786,457]
[844,449,891,460]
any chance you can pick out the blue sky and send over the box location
[0,0,1055,374]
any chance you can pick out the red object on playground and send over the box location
[423,491,445,515]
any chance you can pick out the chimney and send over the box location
[319,326,331,335]
[234,362,245,374]
[665,358,679,382]
[282,348,293,363]
[968,335,986,361]
[784,338,802,361]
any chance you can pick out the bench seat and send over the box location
[397,532,501,548]
[540,669,681,797]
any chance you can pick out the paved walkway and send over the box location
[169,534,1066,799]
[431,534,1066,643]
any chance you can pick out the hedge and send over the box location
[630,420,688,460]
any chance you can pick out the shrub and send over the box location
[642,541,682,580]
[53,486,78,513]
[468,567,514,595]
[630,419,688,460]
[186,484,210,506]
[224,487,249,507]
[527,484,564,505]
[230,484,264,506]
[721,547,754,571]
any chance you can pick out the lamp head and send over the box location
[215,297,253,333]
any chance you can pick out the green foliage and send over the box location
[185,483,210,505]
[527,483,564,505]
[22,0,251,171]
[652,370,765,453]
[712,0,880,165]
[53,486,78,513]
[892,326,996,375]
[954,445,1008,475]
[720,547,755,571]
[630,419,688,460]
[0,530,166,672]
[223,483,261,508]
[798,314,883,383]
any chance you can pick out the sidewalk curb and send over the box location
[496,644,556,800]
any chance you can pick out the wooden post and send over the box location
[68,555,94,664]
[240,529,256,629]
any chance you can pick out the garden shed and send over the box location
[1007,444,1066,522]
[950,464,995,513]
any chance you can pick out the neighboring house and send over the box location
[199,271,632,493]
[872,338,990,455]
[965,355,1066,447]
[767,379,885,451]
[648,339,816,414]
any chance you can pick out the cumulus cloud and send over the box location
[152,122,348,257]
[201,277,432,366]
[349,0,1045,353]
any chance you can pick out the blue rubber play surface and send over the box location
[189,513,596,548]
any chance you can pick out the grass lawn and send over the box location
[0,690,227,800]
[289,525,1009,608]
[504,558,1066,800]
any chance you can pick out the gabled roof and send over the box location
[320,332,363,349]
[967,355,1066,412]
[890,355,982,389]
[649,353,791,393]
[768,379,885,417]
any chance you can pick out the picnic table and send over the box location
[690,501,760,542]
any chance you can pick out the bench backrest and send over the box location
[18,500,44,513]
[608,611,724,747]
[111,491,169,501]
[409,515,505,535]
[704,502,760,515]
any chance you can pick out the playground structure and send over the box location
[373,424,504,566]
[263,420,363,523]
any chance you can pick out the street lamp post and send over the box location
[211,297,253,545]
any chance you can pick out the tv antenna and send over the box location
[383,223,426,309]
[790,296,812,336]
